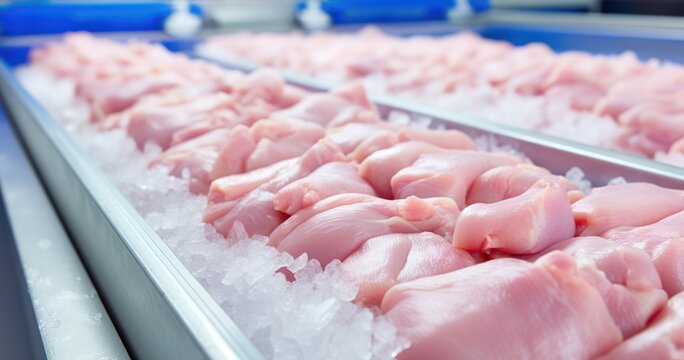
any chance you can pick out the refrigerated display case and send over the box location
[2,4,684,359]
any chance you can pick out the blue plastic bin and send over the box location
[296,0,490,24]
[0,2,203,36]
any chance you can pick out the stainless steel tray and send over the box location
[0,104,128,359]
[0,63,264,360]
[2,42,684,360]
[0,114,46,360]
[194,53,684,190]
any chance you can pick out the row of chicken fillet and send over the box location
[203,28,684,165]
[29,34,683,360]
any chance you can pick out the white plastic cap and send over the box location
[298,0,331,31]
[448,0,474,21]
[164,0,202,38]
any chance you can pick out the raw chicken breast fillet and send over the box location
[209,118,325,180]
[340,232,474,306]
[205,139,345,236]
[268,194,460,267]
[273,162,376,215]
[149,128,231,194]
[358,141,451,199]
[381,251,622,360]
[531,236,667,338]
[572,182,684,236]
[604,210,684,296]
[270,82,380,127]
[466,163,577,205]
[453,179,575,254]
[598,292,684,360]
[392,150,525,208]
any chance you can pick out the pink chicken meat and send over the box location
[149,128,231,193]
[348,127,475,162]
[150,117,325,194]
[358,142,450,199]
[268,194,460,267]
[340,232,474,306]
[81,68,185,119]
[466,163,578,205]
[100,69,241,130]
[619,100,684,150]
[530,236,667,338]
[598,292,684,360]
[204,139,345,236]
[477,43,555,93]
[381,252,622,360]
[168,70,308,145]
[391,150,524,208]
[603,210,684,296]
[542,52,647,111]
[127,91,233,149]
[127,69,306,149]
[270,82,380,127]
[452,179,575,254]
[209,118,326,180]
[325,122,399,154]
[273,162,376,215]
[572,182,684,236]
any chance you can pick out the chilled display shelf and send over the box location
[1,25,684,358]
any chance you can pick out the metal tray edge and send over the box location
[0,63,263,360]
[195,50,684,189]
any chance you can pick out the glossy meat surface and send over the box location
[392,151,524,208]
[269,194,460,267]
[273,162,376,215]
[599,292,684,360]
[205,139,345,236]
[466,163,576,205]
[209,118,325,180]
[358,142,450,199]
[532,236,667,338]
[453,179,575,254]
[381,252,622,360]
[341,232,474,306]
[604,210,684,296]
[572,183,684,236]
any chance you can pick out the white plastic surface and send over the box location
[0,112,129,360]
[298,0,332,31]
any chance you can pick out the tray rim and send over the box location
[0,62,264,360]
[194,50,684,189]
[4,35,684,359]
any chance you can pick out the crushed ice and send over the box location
[565,167,593,194]
[17,67,408,360]
[18,65,637,359]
